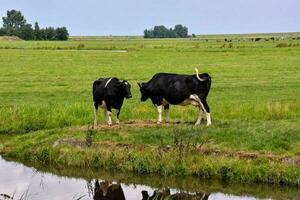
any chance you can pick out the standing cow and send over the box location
[138,68,212,126]
[93,77,132,126]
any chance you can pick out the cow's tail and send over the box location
[195,68,206,81]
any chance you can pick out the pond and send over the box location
[0,156,299,200]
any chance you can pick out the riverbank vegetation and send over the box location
[0,33,299,186]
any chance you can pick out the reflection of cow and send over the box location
[142,189,210,200]
[0,194,13,200]
[93,180,125,200]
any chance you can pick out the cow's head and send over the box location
[138,82,149,101]
[119,80,132,99]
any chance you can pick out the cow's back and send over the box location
[145,73,194,104]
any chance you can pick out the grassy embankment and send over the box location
[0,33,300,186]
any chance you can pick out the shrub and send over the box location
[77,43,85,49]
[276,43,289,48]
[255,38,262,42]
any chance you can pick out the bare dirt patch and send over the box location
[0,36,22,41]
[64,120,189,132]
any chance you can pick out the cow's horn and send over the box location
[195,68,205,81]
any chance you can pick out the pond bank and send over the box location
[1,123,299,187]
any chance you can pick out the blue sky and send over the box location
[0,0,299,36]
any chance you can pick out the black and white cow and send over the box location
[138,68,212,126]
[93,77,132,126]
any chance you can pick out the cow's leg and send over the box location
[116,109,120,124]
[104,108,108,123]
[164,104,170,123]
[189,95,204,126]
[157,105,163,124]
[199,98,211,126]
[195,106,203,126]
[94,102,99,127]
[106,105,112,126]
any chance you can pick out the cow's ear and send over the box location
[138,83,141,88]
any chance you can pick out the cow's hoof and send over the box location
[206,123,211,127]
[157,121,162,125]
[116,120,120,124]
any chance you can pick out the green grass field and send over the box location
[0,34,300,185]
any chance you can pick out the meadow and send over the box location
[0,33,300,185]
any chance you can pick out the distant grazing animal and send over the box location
[138,68,212,126]
[93,77,132,126]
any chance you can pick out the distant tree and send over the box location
[153,25,169,38]
[39,28,46,40]
[55,27,69,40]
[44,27,56,40]
[2,10,27,36]
[144,29,154,38]
[0,28,6,36]
[168,28,176,38]
[2,10,26,30]
[143,24,189,38]
[174,24,188,38]
[144,29,150,38]
[34,22,42,40]
[0,9,69,41]
[19,23,34,40]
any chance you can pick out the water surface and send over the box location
[0,156,299,200]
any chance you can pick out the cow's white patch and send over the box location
[107,111,112,126]
[195,68,205,81]
[206,113,212,126]
[195,108,203,126]
[104,78,113,88]
[100,100,106,109]
[179,94,200,106]
[157,105,163,124]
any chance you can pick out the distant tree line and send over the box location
[0,10,69,40]
[144,24,189,38]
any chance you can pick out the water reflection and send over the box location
[140,188,209,200]
[90,180,126,200]
[0,156,299,200]
[88,180,210,200]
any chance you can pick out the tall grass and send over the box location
[0,101,297,133]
